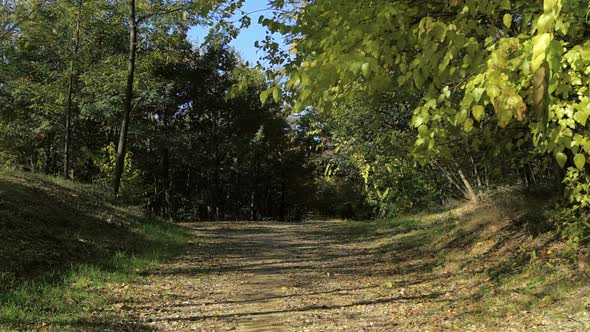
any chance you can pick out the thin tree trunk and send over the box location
[250,191,255,221]
[458,168,478,202]
[470,156,482,189]
[44,133,54,174]
[159,146,170,216]
[279,178,286,222]
[482,160,489,189]
[529,163,537,185]
[113,0,137,196]
[435,162,467,198]
[63,0,83,178]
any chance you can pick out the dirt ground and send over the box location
[106,220,589,331]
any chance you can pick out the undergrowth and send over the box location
[0,221,189,331]
[0,168,191,331]
[345,194,590,328]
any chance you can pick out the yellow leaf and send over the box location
[361,62,370,78]
[544,0,558,13]
[503,14,512,29]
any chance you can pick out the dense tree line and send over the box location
[4,0,590,239]
[257,0,590,241]
[0,0,318,221]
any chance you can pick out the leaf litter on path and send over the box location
[103,220,590,331]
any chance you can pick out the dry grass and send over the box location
[363,189,590,329]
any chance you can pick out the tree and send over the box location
[111,0,242,196]
[112,0,138,195]
[0,0,46,41]
[258,0,590,231]
[0,0,319,221]
[63,0,83,178]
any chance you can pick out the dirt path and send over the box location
[105,220,587,331]
[107,221,451,331]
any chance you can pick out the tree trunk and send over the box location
[279,157,286,222]
[159,146,170,216]
[250,191,255,221]
[113,0,137,196]
[63,0,83,178]
[458,168,478,202]
[435,162,466,197]
[44,133,54,174]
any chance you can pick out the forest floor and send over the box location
[104,198,590,331]
[1,168,589,331]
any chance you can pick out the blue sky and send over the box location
[188,0,283,66]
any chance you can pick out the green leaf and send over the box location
[455,109,468,124]
[574,153,586,170]
[260,88,274,104]
[532,33,551,72]
[412,113,425,127]
[537,13,554,34]
[503,14,512,29]
[555,152,567,168]
[260,88,273,104]
[361,62,370,78]
[574,110,589,126]
[472,105,485,122]
[544,0,557,13]
[464,118,474,133]
[272,87,281,103]
[414,70,425,88]
[418,124,429,135]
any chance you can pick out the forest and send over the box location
[1,0,590,330]
[2,0,590,237]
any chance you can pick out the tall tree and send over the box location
[111,0,242,196]
[261,0,590,231]
[63,0,83,178]
[112,0,137,195]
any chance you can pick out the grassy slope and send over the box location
[0,168,190,331]
[346,189,590,329]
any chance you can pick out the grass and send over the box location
[0,168,191,331]
[0,222,189,331]
[344,194,590,329]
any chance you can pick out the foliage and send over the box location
[260,0,590,237]
[0,222,189,331]
[93,143,143,199]
[0,167,190,330]
[4,0,590,234]
[551,167,590,246]
[313,91,450,217]
[0,1,320,221]
[128,45,318,221]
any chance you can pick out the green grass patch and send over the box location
[345,217,420,237]
[0,221,190,331]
